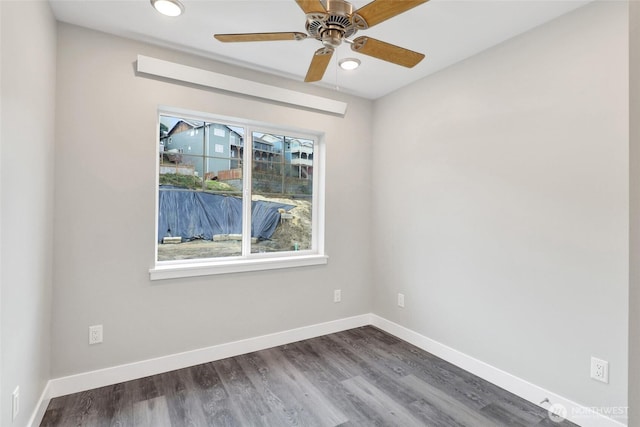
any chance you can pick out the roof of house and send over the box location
[168,120,244,140]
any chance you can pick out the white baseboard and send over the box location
[28,314,371,426]
[30,313,626,427]
[47,313,371,399]
[27,382,51,427]
[370,314,627,427]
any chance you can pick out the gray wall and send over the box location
[0,1,56,425]
[51,24,373,377]
[629,1,639,424]
[371,1,629,412]
[3,1,637,423]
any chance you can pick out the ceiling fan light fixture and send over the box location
[150,0,184,17]
[339,58,361,71]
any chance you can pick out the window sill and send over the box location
[149,254,328,281]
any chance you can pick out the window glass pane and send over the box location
[203,124,244,195]
[160,154,203,189]
[158,116,244,261]
[251,132,313,254]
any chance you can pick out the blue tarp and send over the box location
[158,187,293,243]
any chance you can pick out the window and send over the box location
[151,108,326,279]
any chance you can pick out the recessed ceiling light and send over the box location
[339,58,361,71]
[150,0,184,17]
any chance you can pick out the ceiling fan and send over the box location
[214,0,428,83]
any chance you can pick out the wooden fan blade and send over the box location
[295,0,326,14]
[355,0,429,28]
[305,48,334,82]
[351,36,424,68]
[214,32,307,42]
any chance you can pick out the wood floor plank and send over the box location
[213,355,271,425]
[537,414,583,426]
[156,368,208,427]
[326,332,437,406]
[238,351,318,426]
[261,347,349,425]
[382,338,495,410]
[40,326,579,427]
[332,330,411,379]
[236,349,340,427]
[280,341,389,426]
[283,343,386,426]
[132,396,171,427]
[57,388,101,427]
[341,375,425,427]
[280,340,352,382]
[187,362,241,426]
[480,401,540,427]
[408,398,469,427]
[482,395,548,425]
[357,326,404,346]
[400,374,499,427]
[96,383,130,427]
[195,397,239,427]
[40,394,69,427]
[134,376,161,402]
[189,362,227,402]
[303,335,363,381]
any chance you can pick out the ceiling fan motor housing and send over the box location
[305,0,366,49]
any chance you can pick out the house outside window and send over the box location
[151,108,326,279]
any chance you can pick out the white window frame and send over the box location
[149,106,327,280]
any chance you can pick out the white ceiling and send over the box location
[48,0,591,99]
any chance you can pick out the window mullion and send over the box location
[202,123,208,191]
[241,126,253,256]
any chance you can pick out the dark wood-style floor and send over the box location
[41,326,578,426]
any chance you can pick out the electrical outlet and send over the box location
[12,386,19,421]
[397,293,405,308]
[334,289,341,303]
[590,357,609,383]
[89,325,103,345]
